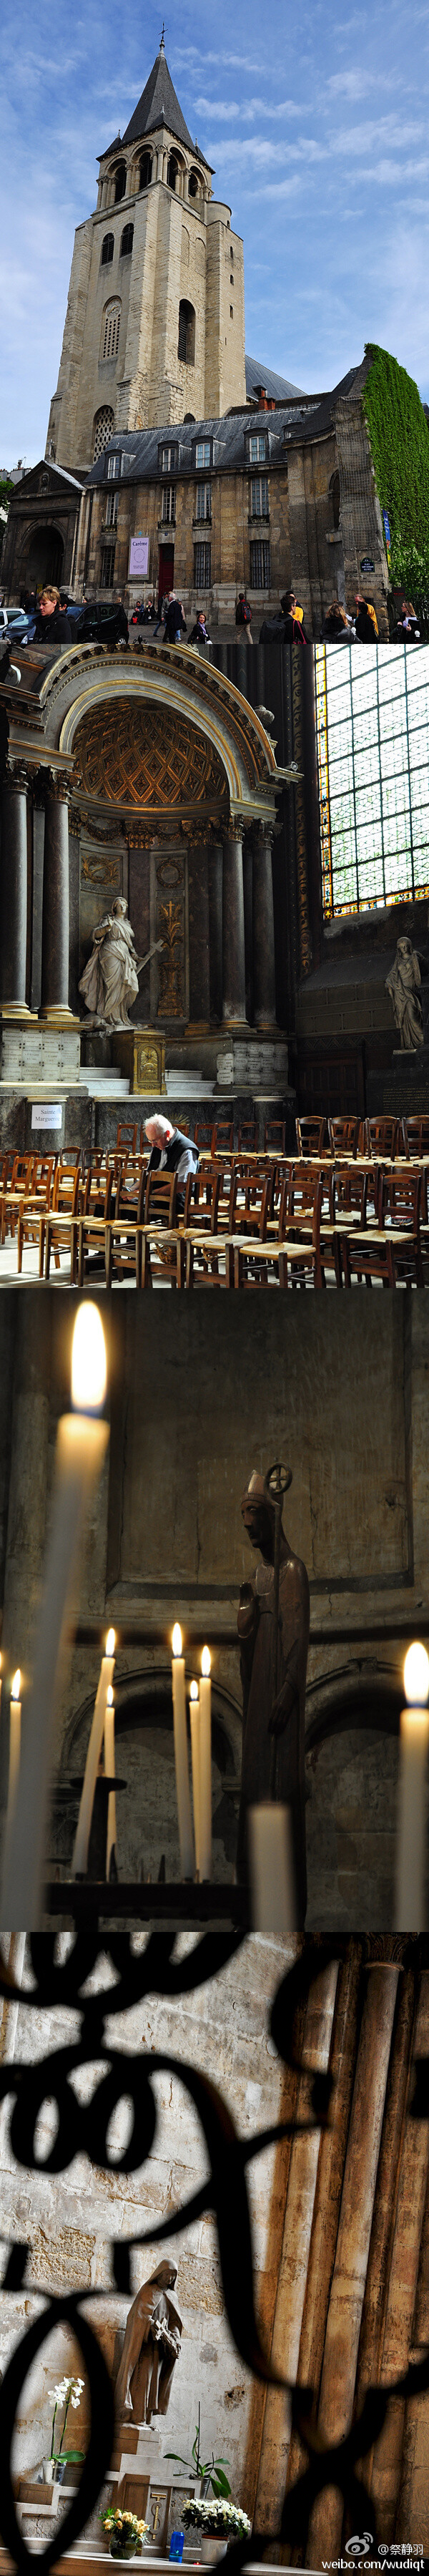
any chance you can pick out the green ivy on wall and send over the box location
[363,343,429,587]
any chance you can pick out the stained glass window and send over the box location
[315,645,429,917]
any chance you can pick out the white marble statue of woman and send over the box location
[79,897,164,1030]
[385,937,424,1051]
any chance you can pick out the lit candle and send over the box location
[199,1646,212,1883]
[189,1679,201,1878]
[72,1626,116,1877]
[395,1641,429,1931]
[249,1803,297,1937]
[7,1670,21,1838]
[172,1624,194,1880]
[1,1304,109,1931]
[104,1682,117,1880]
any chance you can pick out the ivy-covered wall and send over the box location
[363,343,429,590]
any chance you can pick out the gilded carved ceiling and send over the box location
[72,698,228,811]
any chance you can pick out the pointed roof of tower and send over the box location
[122,33,195,152]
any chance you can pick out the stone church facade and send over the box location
[1,36,402,634]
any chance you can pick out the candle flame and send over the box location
[11,1669,21,1701]
[106,1627,116,1657]
[107,1684,114,1707]
[71,1304,107,1411]
[172,1624,182,1657]
[403,1641,429,1706]
[189,1680,199,1702]
[201,1646,211,1677]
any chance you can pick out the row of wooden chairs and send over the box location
[8,1159,425,1289]
[295,1114,429,1160]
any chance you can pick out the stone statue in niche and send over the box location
[115,2263,182,2426]
[237,1470,310,1924]
[385,937,424,1050]
[79,897,164,1029]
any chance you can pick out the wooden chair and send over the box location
[44,1165,81,1279]
[0,1153,35,1244]
[183,1170,222,1233]
[403,1116,429,1157]
[281,1168,342,1287]
[211,1119,235,1155]
[16,1159,57,1274]
[237,1121,257,1153]
[363,1116,400,1159]
[340,1170,423,1288]
[117,1122,138,1151]
[264,1119,286,1154]
[74,1167,114,1286]
[104,1164,147,1288]
[226,1174,324,1289]
[227,1165,274,1239]
[295,1116,328,1157]
[327,1116,360,1158]
[194,1121,214,1151]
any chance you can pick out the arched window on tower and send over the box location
[101,301,121,361]
[189,168,200,199]
[329,470,340,530]
[178,300,195,365]
[101,233,114,266]
[167,154,179,189]
[92,406,114,461]
[114,162,127,203]
[139,152,152,189]
[120,224,134,258]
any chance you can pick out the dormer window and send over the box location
[194,439,212,469]
[101,233,114,266]
[159,442,178,472]
[107,450,121,479]
[120,224,134,258]
[249,430,268,462]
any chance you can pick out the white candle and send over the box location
[395,1641,429,1931]
[189,1681,201,1878]
[1,1304,109,1932]
[104,1682,117,1880]
[199,1646,212,1883]
[7,1670,21,1838]
[72,1626,116,1876]
[172,1625,194,1879]
[249,1802,297,1937]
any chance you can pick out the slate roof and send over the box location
[122,43,196,155]
[245,354,304,401]
[86,365,365,490]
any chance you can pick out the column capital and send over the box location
[250,816,275,852]
[44,766,73,804]
[4,756,31,796]
[225,816,245,844]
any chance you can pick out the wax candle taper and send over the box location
[104,1682,117,1880]
[199,1646,212,1882]
[7,1669,21,1840]
[172,1625,194,1879]
[73,1625,116,1876]
[395,1640,429,1931]
[1,1304,109,1931]
[189,1679,201,1879]
[249,1802,297,1937]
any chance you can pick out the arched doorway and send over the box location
[24,524,64,592]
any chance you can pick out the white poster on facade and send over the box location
[31,1103,63,1129]
[129,537,149,579]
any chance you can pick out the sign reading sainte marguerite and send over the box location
[129,537,149,579]
[31,1104,63,1130]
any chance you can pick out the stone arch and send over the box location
[178,298,195,365]
[101,231,114,268]
[139,150,153,190]
[24,524,64,592]
[305,1660,403,1928]
[119,223,134,260]
[100,302,121,361]
[189,166,202,199]
[113,160,127,203]
[61,1665,241,1880]
[92,405,115,459]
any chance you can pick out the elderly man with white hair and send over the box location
[145,1113,199,1211]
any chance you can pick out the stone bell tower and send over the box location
[46,31,246,472]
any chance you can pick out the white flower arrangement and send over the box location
[182,2501,251,2539]
[47,2373,85,2465]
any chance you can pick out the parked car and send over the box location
[4,608,35,645]
[79,600,129,648]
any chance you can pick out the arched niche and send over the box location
[305,1662,405,1931]
[60,1666,242,1882]
[24,524,64,591]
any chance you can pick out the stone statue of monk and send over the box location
[115,2262,182,2426]
[237,1470,310,1925]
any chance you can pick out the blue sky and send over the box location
[1,0,429,464]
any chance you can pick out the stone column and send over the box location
[187,834,210,1028]
[242,831,254,1025]
[0,761,30,1012]
[252,820,277,1027]
[40,770,74,1022]
[208,843,222,1023]
[308,1960,400,2569]
[222,824,247,1023]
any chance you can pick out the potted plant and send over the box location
[182,2499,251,2566]
[44,2374,85,2484]
[165,2408,232,2503]
[99,2509,149,2560]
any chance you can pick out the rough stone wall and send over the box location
[47,183,245,474]
[0,1299,428,1929]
